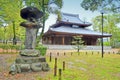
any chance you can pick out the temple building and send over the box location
[43,13,112,45]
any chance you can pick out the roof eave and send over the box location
[44,29,112,37]
[50,21,92,28]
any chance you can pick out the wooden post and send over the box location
[54,58,57,76]
[98,51,99,54]
[92,52,93,55]
[71,52,72,56]
[59,69,62,80]
[57,52,59,56]
[50,52,52,62]
[63,61,65,71]
[104,51,105,54]
[113,51,114,54]
[64,52,66,56]
[86,52,87,55]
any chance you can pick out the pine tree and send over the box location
[72,36,84,52]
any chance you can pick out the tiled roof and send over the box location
[50,26,112,37]
[61,13,91,26]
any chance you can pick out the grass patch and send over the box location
[1,51,119,80]
[37,52,120,80]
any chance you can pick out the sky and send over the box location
[44,0,101,32]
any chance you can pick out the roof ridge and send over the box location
[61,12,90,24]
[61,12,79,17]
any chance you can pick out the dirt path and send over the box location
[0,54,50,80]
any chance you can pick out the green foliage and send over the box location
[92,14,120,48]
[112,42,120,48]
[103,42,111,46]
[0,25,25,43]
[0,43,21,50]
[35,44,47,56]
[0,43,21,54]
[23,0,63,43]
[81,0,120,12]
[81,0,102,11]
[0,0,63,44]
[72,36,84,52]
[0,1,25,43]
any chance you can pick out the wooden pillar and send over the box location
[94,38,97,45]
[49,37,52,44]
[51,37,54,44]
[51,37,53,44]
[62,36,65,45]
[91,38,97,45]
[47,37,49,44]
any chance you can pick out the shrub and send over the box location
[0,44,21,54]
[71,36,84,52]
[35,44,47,56]
[103,42,111,46]
[0,44,21,50]
[114,42,120,48]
